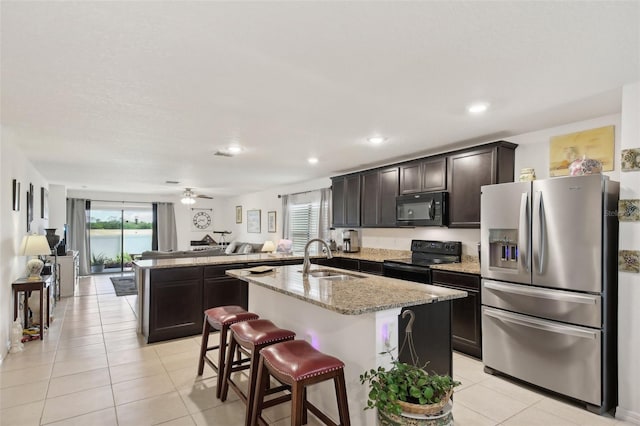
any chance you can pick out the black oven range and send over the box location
[383,239,462,283]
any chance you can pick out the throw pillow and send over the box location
[237,244,253,254]
[225,241,237,255]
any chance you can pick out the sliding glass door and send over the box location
[89,202,153,273]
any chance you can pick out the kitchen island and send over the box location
[134,253,308,342]
[227,264,466,426]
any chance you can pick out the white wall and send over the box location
[511,114,622,182]
[0,130,50,360]
[617,82,640,423]
[219,177,332,246]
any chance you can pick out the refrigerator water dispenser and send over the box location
[488,229,519,269]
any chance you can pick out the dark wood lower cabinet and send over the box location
[148,267,203,343]
[432,270,482,359]
[204,264,249,311]
[312,257,383,275]
[145,260,298,343]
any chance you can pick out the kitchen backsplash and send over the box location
[333,227,481,257]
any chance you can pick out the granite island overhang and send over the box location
[227,264,467,426]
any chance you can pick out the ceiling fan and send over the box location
[180,188,213,205]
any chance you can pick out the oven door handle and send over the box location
[383,263,428,274]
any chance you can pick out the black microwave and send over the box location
[396,191,447,227]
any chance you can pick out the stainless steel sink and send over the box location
[301,269,366,280]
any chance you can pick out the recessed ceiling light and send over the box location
[368,136,385,144]
[308,157,319,165]
[467,102,490,114]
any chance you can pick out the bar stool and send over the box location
[251,340,350,426]
[197,305,259,398]
[220,319,296,425]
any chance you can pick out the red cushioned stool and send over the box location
[251,340,350,426]
[220,319,296,425]
[197,305,259,398]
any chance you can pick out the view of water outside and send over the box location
[89,205,153,272]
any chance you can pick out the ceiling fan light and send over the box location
[227,145,242,154]
[181,196,196,205]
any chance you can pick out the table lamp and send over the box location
[19,234,51,280]
[261,241,276,253]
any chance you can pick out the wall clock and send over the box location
[191,208,213,231]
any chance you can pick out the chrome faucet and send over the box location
[302,238,333,277]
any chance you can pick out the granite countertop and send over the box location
[133,252,311,269]
[430,258,481,275]
[227,264,467,315]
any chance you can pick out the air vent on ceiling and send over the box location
[214,151,233,157]
[165,180,181,184]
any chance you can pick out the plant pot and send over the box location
[378,399,453,426]
[91,264,104,273]
[397,390,452,416]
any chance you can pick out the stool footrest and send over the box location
[306,402,339,426]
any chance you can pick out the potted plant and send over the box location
[360,353,460,424]
[90,252,107,273]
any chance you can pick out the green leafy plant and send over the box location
[90,252,108,266]
[359,354,460,416]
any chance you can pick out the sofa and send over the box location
[140,241,264,260]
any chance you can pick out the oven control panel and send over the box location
[410,240,462,256]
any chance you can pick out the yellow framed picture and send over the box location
[549,125,614,176]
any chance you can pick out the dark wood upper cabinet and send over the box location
[332,176,346,226]
[399,157,446,194]
[331,141,516,229]
[447,142,516,228]
[332,174,360,227]
[422,157,447,192]
[361,167,399,227]
[399,162,422,194]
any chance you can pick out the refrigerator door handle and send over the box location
[535,191,546,274]
[518,192,530,271]
[483,307,598,340]
[483,280,599,305]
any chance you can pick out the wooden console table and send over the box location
[12,275,51,340]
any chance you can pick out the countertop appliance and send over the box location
[396,191,447,227]
[383,240,462,376]
[342,229,360,253]
[480,174,618,414]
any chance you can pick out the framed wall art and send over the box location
[247,209,261,233]
[40,187,49,219]
[26,183,34,232]
[621,148,640,171]
[619,250,640,273]
[619,199,640,221]
[191,208,213,231]
[236,206,242,223]
[268,211,276,233]
[12,179,20,211]
[549,125,615,176]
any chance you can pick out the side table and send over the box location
[12,275,51,340]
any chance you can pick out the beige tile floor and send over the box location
[0,274,633,425]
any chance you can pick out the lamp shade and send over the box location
[19,234,51,279]
[261,241,276,253]
[19,234,52,256]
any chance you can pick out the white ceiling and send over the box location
[2,1,638,198]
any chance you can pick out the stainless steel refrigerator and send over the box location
[480,174,618,414]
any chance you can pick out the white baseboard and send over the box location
[617,407,640,425]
